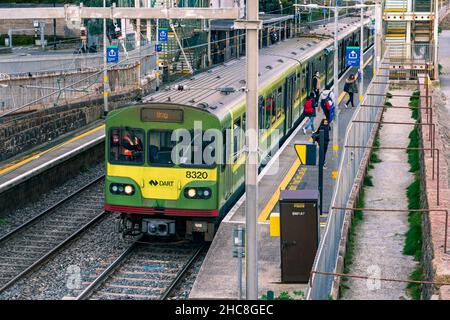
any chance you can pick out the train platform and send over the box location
[189,50,375,299]
[0,122,105,194]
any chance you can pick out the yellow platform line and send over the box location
[257,159,304,222]
[0,124,105,176]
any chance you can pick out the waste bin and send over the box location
[279,189,320,283]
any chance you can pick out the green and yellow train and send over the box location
[104,18,374,240]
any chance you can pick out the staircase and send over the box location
[384,0,408,59]
[384,0,408,12]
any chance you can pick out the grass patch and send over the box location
[403,176,422,260]
[407,266,424,300]
[261,290,305,300]
[0,218,5,225]
[403,102,424,299]
[407,127,420,173]
[339,187,365,297]
[363,174,373,187]
[409,91,420,121]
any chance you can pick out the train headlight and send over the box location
[184,187,212,199]
[110,183,135,196]
[187,188,196,198]
[124,185,134,195]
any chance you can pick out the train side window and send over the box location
[233,117,242,161]
[277,86,283,118]
[271,89,277,123]
[258,95,265,130]
[265,94,274,128]
[222,129,228,171]
[109,127,144,165]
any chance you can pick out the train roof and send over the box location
[143,16,371,120]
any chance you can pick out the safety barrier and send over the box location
[306,54,390,300]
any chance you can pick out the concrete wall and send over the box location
[0,83,153,162]
[419,79,450,300]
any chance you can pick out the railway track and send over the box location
[75,241,205,300]
[0,176,106,293]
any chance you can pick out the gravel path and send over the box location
[0,162,105,238]
[341,90,417,300]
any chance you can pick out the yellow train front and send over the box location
[105,103,222,241]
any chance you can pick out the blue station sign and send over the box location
[346,46,360,67]
[158,28,169,43]
[106,46,119,63]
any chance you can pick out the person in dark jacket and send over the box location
[312,118,330,167]
[312,71,321,105]
[344,74,358,108]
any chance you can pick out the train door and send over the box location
[305,63,311,94]
[283,75,293,134]
[222,125,232,201]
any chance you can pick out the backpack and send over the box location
[321,91,333,111]
[304,98,314,114]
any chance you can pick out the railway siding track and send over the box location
[76,241,205,300]
[0,176,106,293]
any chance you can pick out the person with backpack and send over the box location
[319,84,335,123]
[301,92,317,134]
[344,74,358,108]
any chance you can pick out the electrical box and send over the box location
[279,189,319,283]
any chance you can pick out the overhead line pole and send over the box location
[359,2,364,101]
[233,0,261,300]
[332,4,339,183]
[244,0,260,300]
[103,0,108,115]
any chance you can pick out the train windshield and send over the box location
[109,128,145,164]
[148,129,216,167]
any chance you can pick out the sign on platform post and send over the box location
[346,46,360,67]
[155,43,162,52]
[106,46,119,63]
[158,28,168,43]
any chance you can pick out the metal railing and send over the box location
[306,54,390,300]
[0,45,156,118]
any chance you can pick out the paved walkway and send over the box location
[341,90,417,300]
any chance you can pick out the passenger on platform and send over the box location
[319,84,335,123]
[344,74,358,108]
[301,92,317,134]
[312,118,330,168]
[312,71,321,105]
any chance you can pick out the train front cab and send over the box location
[104,104,221,241]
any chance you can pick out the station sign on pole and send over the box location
[158,28,168,42]
[106,46,119,63]
[346,46,360,67]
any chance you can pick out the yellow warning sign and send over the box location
[294,143,317,165]
[294,144,307,165]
